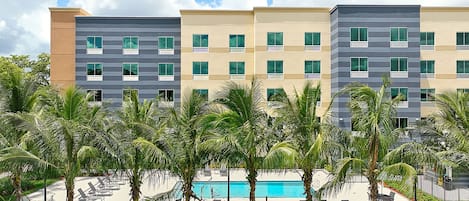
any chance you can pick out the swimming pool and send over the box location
[192,181,312,198]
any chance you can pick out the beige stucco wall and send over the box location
[49,8,89,89]
[180,10,255,100]
[420,7,469,116]
[254,8,331,116]
[180,8,331,116]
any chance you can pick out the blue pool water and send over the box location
[192,181,312,198]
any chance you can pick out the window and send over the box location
[420,60,435,73]
[158,64,174,76]
[305,61,320,74]
[87,90,102,102]
[351,58,368,71]
[159,37,174,49]
[267,60,283,73]
[351,28,367,41]
[122,64,138,75]
[393,118,408,129]
[421,89,435,102]
[267,88,284,101]
[229,62,245,75]
[457,60,469,74]
[456,32,469,45]
[87,36,102,49]
[193,89,208,101]
[123,89,138,102]
[267,32,283,45]
[192,62,208,75]
[158,90,174,102]
[123,36,138,49]
[193,34,208,47]
[391,28,408,41]
[391,87,408,101]
[457,88,469,93]
[87,63,102,75]
[420,32,434,45]
[305,32,320,45]
[391,58,408,71]
[229,34,245,48]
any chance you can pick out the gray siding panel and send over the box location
[75,17,181,108]
[330,5,421,130]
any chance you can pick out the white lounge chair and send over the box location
[77,188,103,201]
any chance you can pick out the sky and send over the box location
[1,0,469,57]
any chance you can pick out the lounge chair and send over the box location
[77,188,103,201]
[105,175,126,185]
[220,165,228,177]
[204,166,211,177]
[88,182,113,196]
[97,177,120,190]
[377,191,395,201]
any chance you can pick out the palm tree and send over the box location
[203,80,297,201]
[32,87,111,201]
[430,91,469,169]
[320,78,437,201]
[0,65,40,201]
[159,91,209,201]
[276,83,340,201]
[111,91,166,201]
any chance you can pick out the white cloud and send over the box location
[271,0,469,6]
[0,20,6,32]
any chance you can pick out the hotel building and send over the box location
[50,5,469,131]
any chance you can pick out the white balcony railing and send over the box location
[87,48,103,55]
[390,41,408,48]
[123,75,139,81]
[123,49,139,55]
[390,71,408,78]
[350,71,368,78]
[159,49,174,55]
[350,41,368,48]
[193,75,209,80]
[267,73,284,80]
[159,75,174,81]
[87,75,103,81]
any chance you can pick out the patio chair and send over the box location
[220,165,228,177]
[88,182,113,196]
[97,177,120,190]
[204,165,211,177]
[77,188,103,201]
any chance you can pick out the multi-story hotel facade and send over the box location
[50,5,469,131]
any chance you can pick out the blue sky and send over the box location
[57,0,70,7]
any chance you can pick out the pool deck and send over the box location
[25,169,410,201]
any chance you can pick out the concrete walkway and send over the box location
[24,169,410,201]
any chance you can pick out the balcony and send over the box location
[267,45,284,52]
[86,48,103,55]
[193,75,209,80]
[390,71,408,78]
[158,101,174,108]
[390,41,408,48]
[397,101,409,108]
[304,45,320,51]
[159,49,174,55]
[87,75,103,81]
[123,48,139,55]
[122,75,139,81]
[267,73,283,80]
[193,47,208,53]
[229,47,245,53]
[350,71,368,78]
[305,73,320,79]
[230,75,245,80]
[159,75,174,81]
[350,41,368,48]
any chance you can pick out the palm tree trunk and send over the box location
[183,181,192,201]
[65,175,74,201]
[247,167,257,201]
[368,176,378,201]
[131,149,141,201]
[11,171,22,201]
[130,172,141,201]
[302,169,313,201]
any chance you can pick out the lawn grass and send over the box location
[0,177,60,201]
[385,180,441,201]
